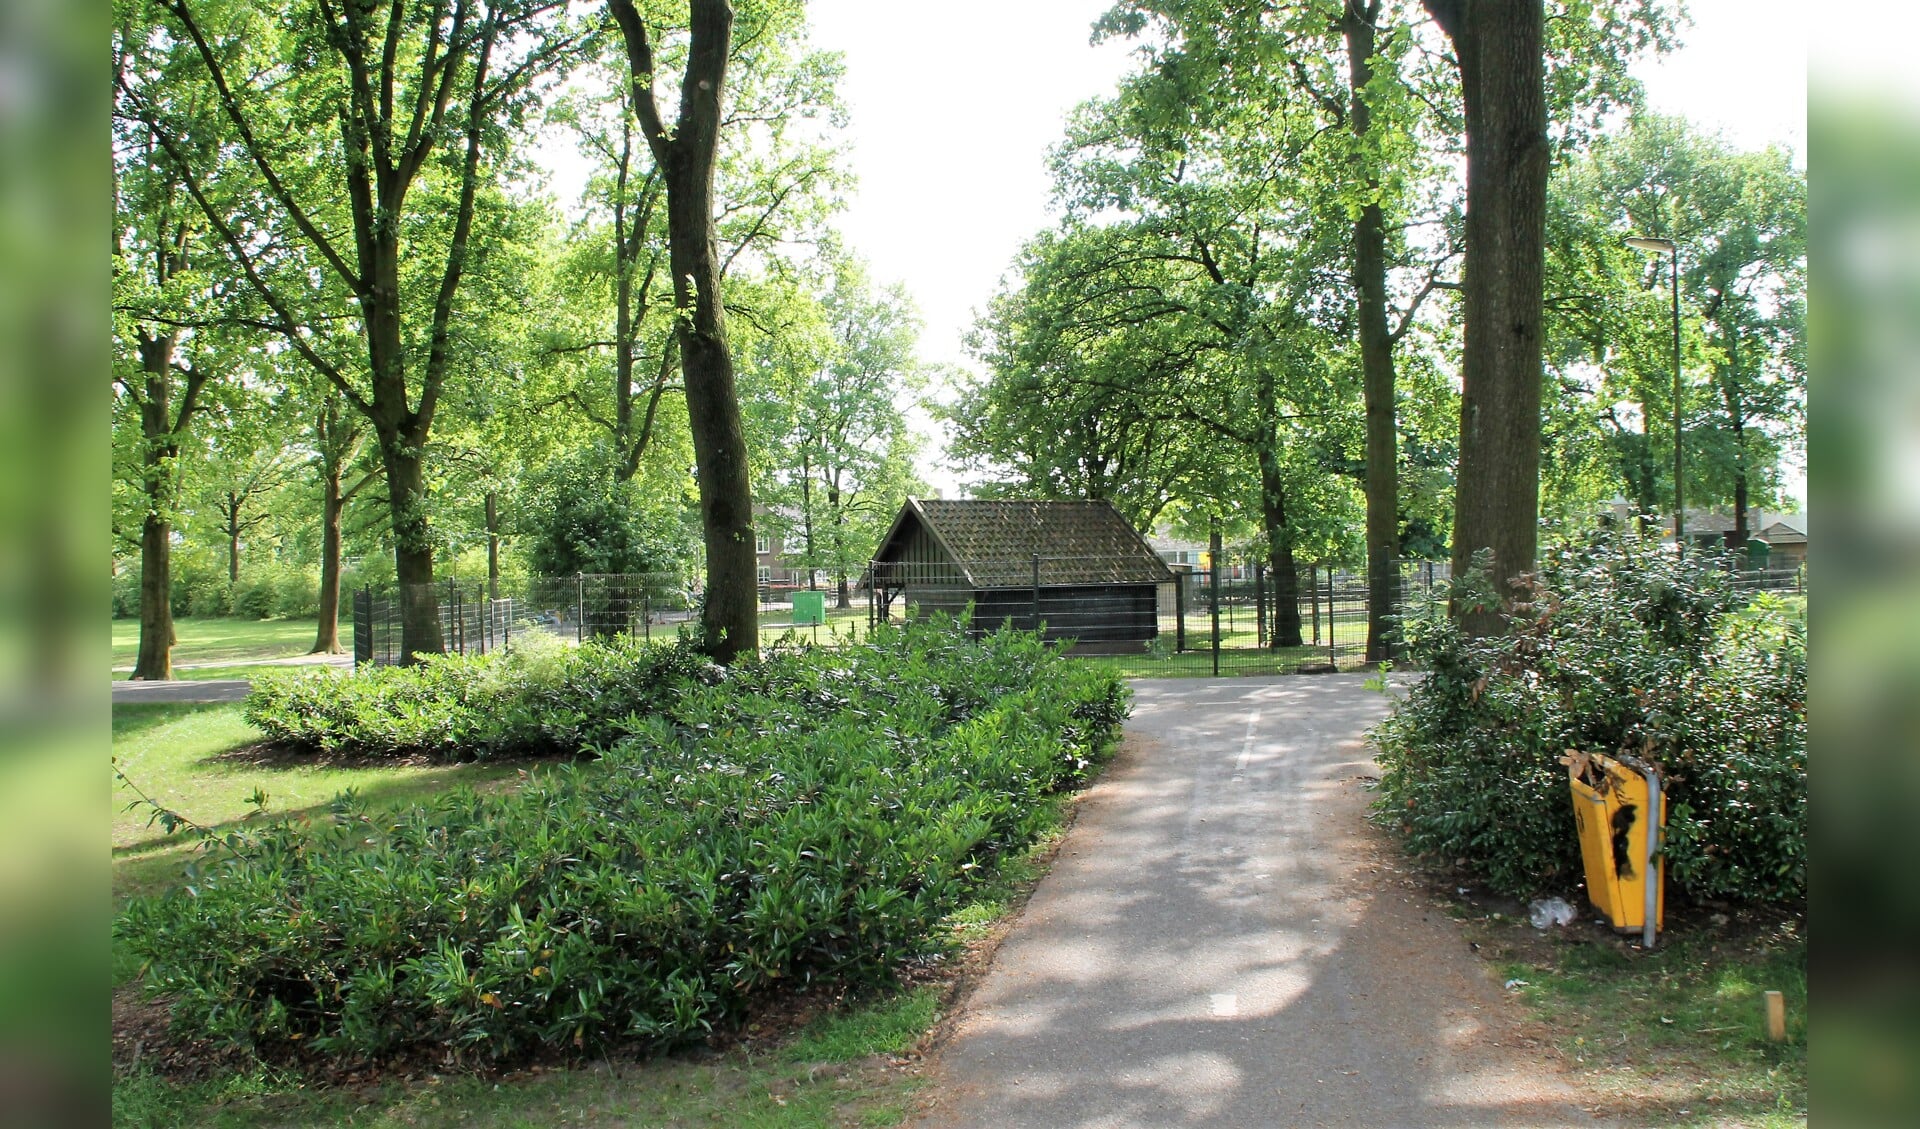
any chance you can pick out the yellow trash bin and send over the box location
[1566,751,1667,942]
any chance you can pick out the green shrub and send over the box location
[118,624,1128,1064]
[1371,534,1806,906]
[245,636,722,760]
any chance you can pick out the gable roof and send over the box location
[873,498,1175,588]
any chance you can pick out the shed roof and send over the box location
[873,498,1175,588]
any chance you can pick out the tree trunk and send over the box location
[134,511,174,680]
[226,496,242,586]
[612,0,757,663]
[1426,0,1549,635]
[379,431,443,661]
[131,335,180,681]
[1345,4,1401,663]
[830,480,852,609]
[1723,334,1749,548]
[486,491,501,602]
[312,459,345,654]
[1258,450,1304,648]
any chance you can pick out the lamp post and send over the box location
[1626,235,1683,553]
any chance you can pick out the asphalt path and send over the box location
[110,679,253,704]
[913,674,1616,1129]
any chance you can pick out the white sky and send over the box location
[799,0,1807,496]
[538,2,1810,499]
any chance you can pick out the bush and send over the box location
[245,636,724,760]
[118,623,1129,1064]
[1370,534,1806,906]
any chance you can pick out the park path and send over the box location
[111,652,350,704]
[911,675,1617,1129]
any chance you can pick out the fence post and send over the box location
[643,589,651,641]
[1328,568,1338,666]
[1031,553,1042,638]
[1308,563,1320,644]
[1209,524,1222,677]
[576,572,585,643]
[1174,573,1186,652]
[352,587,370,667]
[1254,564,1266,648]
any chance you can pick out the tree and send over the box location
[307,388,381,653]
[191,404,299,587]
[118,0,580,661]
[1542,114,1805,539]
[747,258,927,607]
[1422,0,1550,633]
[608,0,758,662]
[112,23,234,679]
[540,16,844,491]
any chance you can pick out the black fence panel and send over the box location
[864,555,1450,678]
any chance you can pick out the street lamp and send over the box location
[1626,235,1683,553]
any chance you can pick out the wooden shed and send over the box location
[869,498,1175,650]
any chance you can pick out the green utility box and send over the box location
[791,590,826,625]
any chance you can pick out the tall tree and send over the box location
[1423,0,1549,632]
[608,0,758,662]
[1542,114,1804,538]
[112,23,233,679]
[118,0,578,661]
[541,20,844,489]
[308,389,381,653]
[747,259,927,607]
[1095,0,1461,660]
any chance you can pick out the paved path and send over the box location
[110,679,254,704]
[111,653,350,705]
[914,675,1613,1129]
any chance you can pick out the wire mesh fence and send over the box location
[352,574,878,666]
[865,555,1449,678]
[351,555,1795,675]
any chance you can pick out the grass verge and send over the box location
[114,989,935,1129]
[1458,896,1806,1128]
[111,702,520,904]
[112,617,323,674]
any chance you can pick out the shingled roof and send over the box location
[873,498,1175,588]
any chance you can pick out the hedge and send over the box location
[118,622,1129,1063]
[1370,535,1806,906]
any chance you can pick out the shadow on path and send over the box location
[913,675,1617,1129]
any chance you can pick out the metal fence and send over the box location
[352,573,885,666]
[351,556,1800,674]
[863,555,1448,678]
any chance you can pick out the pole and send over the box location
[1031,553,1042,638]
[1254,564,1266,648]
[1174,572,1186,652]
[1669,248,1685,556]
[1328,569,1338,666]
[1209,523,1222,677]
[576,572,585,643]
[1643,766,1663,950]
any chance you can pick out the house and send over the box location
[753,508,828,600]
[1752,514,1808,569]
[869,498,1175,650]
[1675,508,1808,569]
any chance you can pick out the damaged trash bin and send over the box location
[1565,751,1667,947]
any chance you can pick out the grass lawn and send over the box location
[1074,642,1363,679]
[1457,898,1807,1127]
[112,617,324,674]
[114,988,938,1129]
[111,702,520,904]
